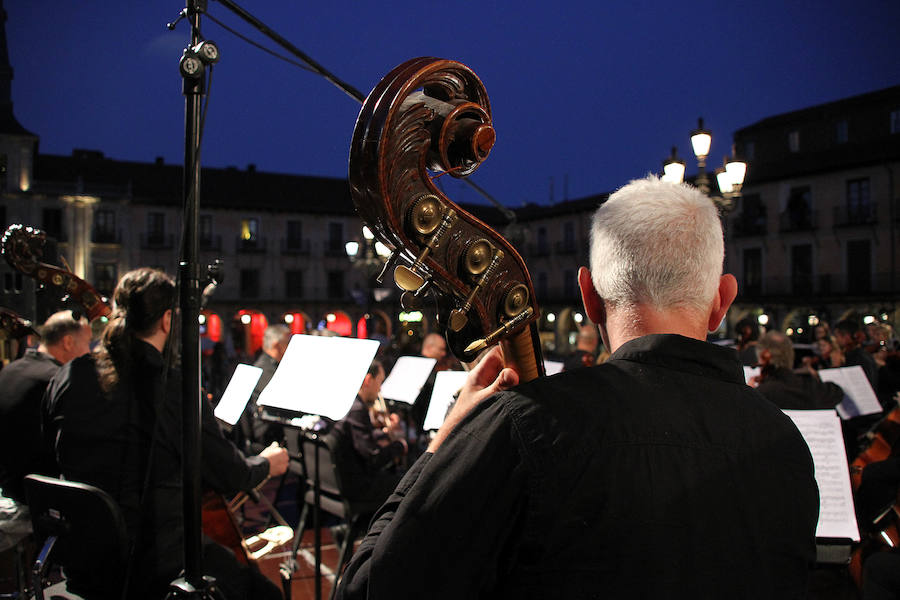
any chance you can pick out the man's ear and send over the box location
[707,274,738,332]
[161,309,173,335]
[578,267,605,325]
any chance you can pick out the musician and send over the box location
[0,310,91,503]
[332,359,406,505]
[562,323,600,370]
[856,456,900,599]
[242,324,292,449]
[752,330,844,410]
[835,319,879,390]
[43,268,287,600]
[337,176,818,599]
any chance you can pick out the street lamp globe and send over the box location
[690,117,712,163]
[662,146,686,184]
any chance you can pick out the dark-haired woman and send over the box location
[44,268,287,599]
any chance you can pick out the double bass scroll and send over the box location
[349,57,544,382]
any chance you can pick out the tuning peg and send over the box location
[464,306,534,354]
[448,245,504,332]
[394,197,457,292]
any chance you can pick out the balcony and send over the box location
[779,209,818,233]
[323,241,347,257]
[91,229,121,244]
[737,272,897,300]
[236,236,267,254]
[833,204,877,227]
[141,233,174,249]
[281,238,311,255]
[528,243,551,258]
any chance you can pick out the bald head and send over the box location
[39,310,92,364]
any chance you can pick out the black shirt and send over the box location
[44,341,270,597]
[756,366,845,410]
[0,349,60,502]
[338,334,819,599]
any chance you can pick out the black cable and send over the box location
[202,12,317,75]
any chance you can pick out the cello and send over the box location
[349,57,545,382]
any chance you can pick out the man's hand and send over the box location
[260,442,289,477]
[426,345,519,453]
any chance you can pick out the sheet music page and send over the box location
[379,356,437,404]
[743,366,760,385]
[213,363,263,426]
[783,409,860,541]
[257,335,380,420]
[423,370,469,431]
[544,360,564,376]
[818,365,882,419]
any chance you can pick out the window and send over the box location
[94,263,118,296]
[200,214,213,240]
[737,194,766,235]
[287,220,303,246]
[327,222,344,255]
[846,178,872,224]
[784,186,812,231]
[743,141,755,161]
[148,212,165,238]
[536,271,548,300]
[846,240,871,293]
[835,120,848,144]
[562,268,577,299]
[788,130,800,153]
[3,272,23,294]
[536,226,548,255]
[43,208,64,241]
[94,209,116,243]
[327,270,344,299]
[560,222,575,253]
[240,269,260,298]
[791,244,813,296]
[285,270,303,299]
[240,217,259,242]
[891,109,900,134]
[742,248,762,296]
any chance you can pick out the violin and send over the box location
[349,58,544,382]
[1,224,111,321]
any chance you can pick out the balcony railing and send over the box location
[833,204,877,227]
[737,272,897,299]
[528,243,551,258]
[281,238,311,255]
[779,209,818,233]
[236,236,267,254]
[141,233,174,249]
[323,241,347,257]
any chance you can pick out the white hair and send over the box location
[262,324,291,351]
[589,176,723,314]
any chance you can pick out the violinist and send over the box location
[856,456,900,599]
[332,359,407,506]
[752,330,844,410]
[337,177,818,600]
[835,319,879,389]
[43,268,286,600]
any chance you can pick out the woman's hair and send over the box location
[96,268,175,392]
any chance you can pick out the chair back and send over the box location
[25,474,130,597]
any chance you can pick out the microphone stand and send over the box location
[168,1,211,597]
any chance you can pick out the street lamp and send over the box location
[662,117,748,207]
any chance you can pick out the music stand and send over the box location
[257,334,379,598]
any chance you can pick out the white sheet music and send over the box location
[213,363,263,426]
[783,409,860,542]
[380,356,437,404]
[423,370,469,431]
[257,334,380,421]
[544,360,564,376]
[743,366,760,385]
[818,365,882,419]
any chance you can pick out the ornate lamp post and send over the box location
[662,117,747,208]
